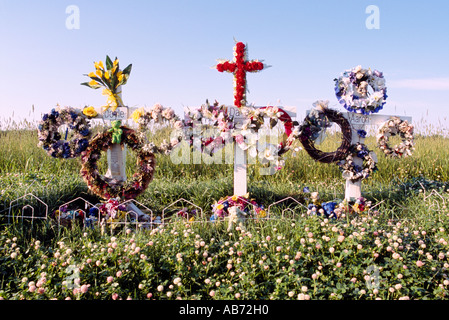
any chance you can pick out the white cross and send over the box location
[342,112,412,200]
[186,105,296,197]
[103,86,128,181]
[101,86,145,216]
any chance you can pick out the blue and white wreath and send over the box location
[337,142,378,182]
[334,65,387,115]
[37,106,91,158]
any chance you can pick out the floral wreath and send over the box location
[337,143,378,182]
[183,101,296,170]
[131,103,185,155]
[37,106,91,158]
[376,116,414,158]
[210,194,267,221]
[80,126,156,200]
[297,101,352,163]
[334,65,387,115]
[183,100,234,156]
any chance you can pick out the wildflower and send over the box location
[329,247,335,254]
[301,286,308,292]
[209,290,216,297]
[112,293,119,300]
[288,291,295,297]
[416,260,424,267]
[80,284,89,294]
[157,285,164,292]
[107,276,114,283]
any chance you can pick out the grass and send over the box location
[1,117,449,300]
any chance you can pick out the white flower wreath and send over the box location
[334,65,387,115]
[376,116,414,158]
[337,143,378,182]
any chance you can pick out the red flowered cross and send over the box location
[216,42,265,108]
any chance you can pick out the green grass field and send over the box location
[1,118,449,300]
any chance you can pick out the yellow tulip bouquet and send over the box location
[81,55,132,112]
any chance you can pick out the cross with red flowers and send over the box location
[216,42,266,108]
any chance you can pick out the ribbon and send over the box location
[108,120,123,144]
[102,88,124,112]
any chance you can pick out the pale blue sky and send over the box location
[1,0,448,130]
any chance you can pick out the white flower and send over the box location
[312,100,329,112]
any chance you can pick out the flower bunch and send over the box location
[131,104,181,129]
[376,117,414,158]
[183,100,235,155]
[216,41,266,108]
[337,143,378,182]
[81,55,132,112]
[80,126,156,200]
[305,191,341,219]
[82,106,98,119]
[304,190,372,219]
[210,194,267,221]
[37,106,91,159]
[335,65,387,115]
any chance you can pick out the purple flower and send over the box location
[357,130,367,138]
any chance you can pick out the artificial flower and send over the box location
[82,106,98,118]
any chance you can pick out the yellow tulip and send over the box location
[104,70,110,80]
[89,79,98,86]
[99,60,104,69]
[113,58,119,66]
[217,204,224,210]
[96,69,103,78]
[118,74,124,83]
[88,71,96,78]
[231,195,239,201]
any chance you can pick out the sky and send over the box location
[1,0,449,132]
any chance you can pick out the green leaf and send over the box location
[106,55,113,70]
[122,64,132,76]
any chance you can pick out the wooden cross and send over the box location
[342,112,412,200]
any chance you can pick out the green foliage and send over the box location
[1,126,449,300]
